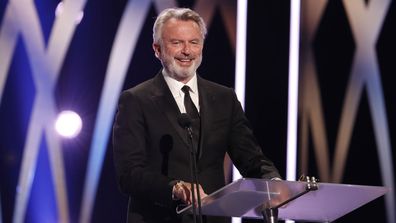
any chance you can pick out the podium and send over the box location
[177,178,389,222]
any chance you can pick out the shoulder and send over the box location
[121,72,164,98]
[116,76,158,109]
[198,76,235,95]
[197,76,241,109]
[124,78,155,95]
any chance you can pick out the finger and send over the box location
[175,182,190,204]
[200,190,208,199]
[199,185,208,197]
[198,184,207,198]
[181,183,191,204]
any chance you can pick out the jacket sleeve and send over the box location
[112,90,174,207]
[226,89,282,179]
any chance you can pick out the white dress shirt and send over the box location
[162,71,200,113]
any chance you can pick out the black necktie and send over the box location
[181,85,199,118]
[181,85,201,157]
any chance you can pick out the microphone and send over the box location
[178,113,193,137]
[177,113,202,223]
[177,113,192,128]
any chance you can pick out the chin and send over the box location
[176,72,193,81]
[165,62,198,80]
[174,67,196,78]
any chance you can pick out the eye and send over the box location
[190,40,200,45]
[171,40,181,45]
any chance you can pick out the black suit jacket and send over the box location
[113,72,280,223]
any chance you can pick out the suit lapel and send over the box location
[197,76,215,159]
[150,73,190,147]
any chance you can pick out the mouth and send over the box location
[176,57,193,66]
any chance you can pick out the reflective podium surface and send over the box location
[178,178,389,222]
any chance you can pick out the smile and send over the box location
[177,57,193,62]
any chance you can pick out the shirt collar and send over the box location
[162,70,198,97]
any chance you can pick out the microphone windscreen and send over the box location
[178,113,192,128]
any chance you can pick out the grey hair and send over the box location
[153,8,207,44]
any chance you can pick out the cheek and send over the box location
[191,46,203,55]
[163,47,178,58]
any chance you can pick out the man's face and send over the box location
[153,18,204,83]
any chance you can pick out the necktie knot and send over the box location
[181,85,191,95]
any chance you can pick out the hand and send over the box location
[266,179,292,208]
[254,179,293,216]
[172,181,208,205]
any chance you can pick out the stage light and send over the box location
[55,110,82,138]
[55,2,84,25]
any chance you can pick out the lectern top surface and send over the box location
[178,178,389,222]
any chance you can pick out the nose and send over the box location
[181,42,191,55]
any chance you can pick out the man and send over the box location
[113,7,281,223]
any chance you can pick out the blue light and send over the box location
[25,137,58,223]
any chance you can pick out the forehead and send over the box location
[162,18,202,39]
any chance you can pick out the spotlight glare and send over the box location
[55,2,84,25]
[55,2,64,17]
[55,111,82,138]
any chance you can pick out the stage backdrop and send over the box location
[0,0,394,223]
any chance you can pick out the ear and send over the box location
[152,43,161,59]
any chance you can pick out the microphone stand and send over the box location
[185,126,203,223]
